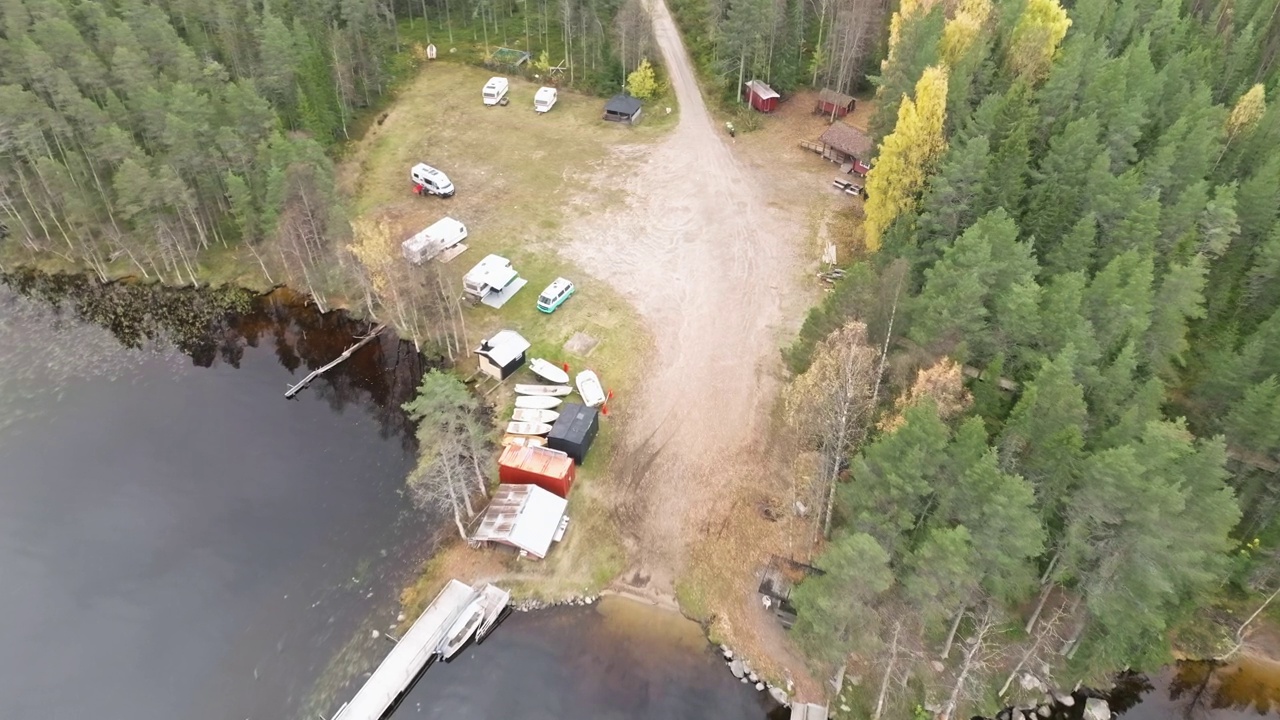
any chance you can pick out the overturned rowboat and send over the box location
[512,408,560,424]
[507,421,553,436]
[514,384,572,396]
[515,395,562,410]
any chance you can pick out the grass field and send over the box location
[343,61,676,606]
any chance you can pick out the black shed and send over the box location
[603,94,643,123]
[547,403,599,464]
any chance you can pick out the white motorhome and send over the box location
[463,254,518,298]
[401,217,468,264]
[482,77,509,106]
[410,163,455,197]
[534,87,558,113]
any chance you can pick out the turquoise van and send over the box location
[537,277,575,313]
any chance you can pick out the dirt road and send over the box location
[564,0,808,598]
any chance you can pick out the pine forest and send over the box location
[781,0,1280,716]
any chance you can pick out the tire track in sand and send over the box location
[563,0,806,597]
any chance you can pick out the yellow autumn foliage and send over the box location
[1227,84,1267,139]
[939,0,992,66]
[863,65,950,253]
[1006,0,1071,84]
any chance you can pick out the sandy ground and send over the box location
[563,0,812,598]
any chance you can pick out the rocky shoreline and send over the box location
[718,644,794,708]
[511,594,601,612]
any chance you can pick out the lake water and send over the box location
[392,597,778,720]
[0,276,774,720]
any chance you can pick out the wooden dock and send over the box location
[331,579,488,720]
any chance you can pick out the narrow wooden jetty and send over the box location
[332,579,488,720]
[285,324,386,398]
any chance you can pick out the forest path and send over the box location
[563,0,807,601]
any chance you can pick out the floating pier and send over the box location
[331,579,508,720]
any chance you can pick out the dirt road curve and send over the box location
[565,0,806,597]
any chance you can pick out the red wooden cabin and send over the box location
[498,444,576,498]
[745,80,780,113]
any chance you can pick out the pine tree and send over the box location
[1144,255,1208,377]
[999,347,1088,519]
[1025,115,1104,252]
[790,532,893,665]
[1084,250,1155,358]
[1041,213,1098,278]
[840,400,952,556]
[1060,422,1238,675]
[864,65,950,252]
[911,134,992,269]
[1225,377,1280,457]
[981,86,1035,216]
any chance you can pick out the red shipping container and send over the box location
[498,444,576,498]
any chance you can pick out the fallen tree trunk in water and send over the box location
[285,323,387,398]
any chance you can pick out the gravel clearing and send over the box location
[563,0,810,597]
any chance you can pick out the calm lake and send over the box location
[0,276,773,720]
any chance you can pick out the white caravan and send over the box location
[482,77,509,106]
[463,254,518,298]
[534,87,558,113]
[410,163,455,197]
[402,217,468,264]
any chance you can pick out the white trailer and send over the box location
[463,254,518,298]
[482,77,509,106]
[402,217,468,264]
[534,87,558,113]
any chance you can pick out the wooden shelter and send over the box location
[745,80,780,112]
[816,122,874,175]
[815,88,855,119]
[470,484,568,559]
[603,94,643,123]
[474,330,529,381]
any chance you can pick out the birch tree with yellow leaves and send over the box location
[939,0,992,67]
[863,66,950,252]
[1005,0,1071,84]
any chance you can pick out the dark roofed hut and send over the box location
[815,88,856,119]
[818,122,874,176]
[546,403,599,464]
[603,95,643,123]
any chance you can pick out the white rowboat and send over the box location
[438,598,485,660]
[514,384,572,396]
[576,370,606,408]
[501,434,547,448]
[512,408,560,424]
[515,395,562,410]
[507,421,553,436]
[529,358,570,384]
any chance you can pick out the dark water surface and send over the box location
[0,276,775,720]
[0,279,429,720]
[394,597,778,720]
[1080,658,1280,720]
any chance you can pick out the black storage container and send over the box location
[546,403,599,464]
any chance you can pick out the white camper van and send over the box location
[401,217,468,264]
[463,254,518,298]
[534,87,558,113]
[410,163,455,197]
[482,77,509,106]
